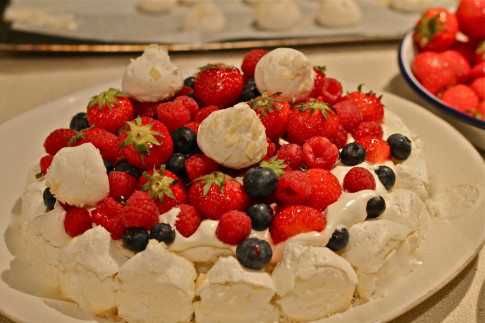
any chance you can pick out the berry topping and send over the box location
[302,136,339,169]
[355,136,391,164]
[166,153,188,178]
[366,196,386,219]
[43,187,56,211]
[247,203,273,231]
[333,100,363,133]
[248,91,290,140]
[87,88,134,134]
[149,223,176,244]
[236,237,273,270]
[64,207,92,237]
[156,101,192,133]
[185,154,219,181]
[91,197,125,240]
[108,171,136,200]
[259,156,291,177]
[276,143,304,170]
[69,112,90,131]
[352,121,383,140]
[306,168,342,212]
[314,77,343,104]
[374,165,396,190]
[343,167,376,193]
[171,127,198,155]
[115,159,143,178]
[241,49,268,79]
[39,154,54,177]
[344,86,384,122]
[121,190,160,231]
[340,142,366,166]
[243,167,278,198]
[274,171,311,205]
[43,128,77,155]
[215,210,252,245]
[239,79,261,102]
[387,133,412,160]
[326,228,350,252]
[122,227,149,252]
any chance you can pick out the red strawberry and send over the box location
[344,86,384,122]
[329,123,349,149]
[441,84,480,113]
[43,128,77,155]
[470,77,485,101]
[302,136,339,170]
[455,0,485,42]
[87,88,134,134]
[241,49,268,80]
[195,105,220,122]
[441,50,472,84]
[305,168,342,212]
[309,66,327,98]
[413,7,458,51]
[74,128,120,164]
[157,101,192,133]
[259,155,292,177]
[276,143,304,170]
[193,64,244,108]
[132,100,161,118]
[355,136,391,164]
[188,171,250,220]
[91,197,125,240]
[352,121,383,140]
[269,205,326,244]
[122,190,159,230]
[215,210,252,245]
[314,77,343,104]
[108,171,136,200]
[333,100,363,133]
[343,167,376,193]
[183,121,201,134]
[412,51,456,95]
[172,204,203,238]
[119,116,173,170]
[286,100,339,145]
[185,154,219,181]
[64,207,92,237]
[39,154,54,177]
[248,91,290,140]
[274,170,312,205]
[471,61,485,80]
[137,166,187,214]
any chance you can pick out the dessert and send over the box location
[315,0,363,27]
[17,46,434,322]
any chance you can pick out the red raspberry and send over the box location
[132,100,160,118]
[441,84,480,112]
[195,105,220,122]
[157,101,192,133]
[470,77,485,101]
[275,170,312,205]
[39,154,54,176]
[64,207,92,237]
[43,128,77,155]
[355,136,391,164]
[302,136,339,170]
[183,121,201,134]
[108,171,136,200]
[306,168,342,211]
[215,210,252,245]
[441,50,472,84]
[174,95,200,116]
[173,204,203,238]
[352,121,383,140]
[83,128,120,164]
[122,190,159,230]
[91,197,125,240]
[333,100,363,133]
[185,154,219,181]
[343,167,376,193]
[315,77,343,104]
[329,123,349,149]
[241,49,268,79]
[276,143,304,170]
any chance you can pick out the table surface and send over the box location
[0,42,484,323]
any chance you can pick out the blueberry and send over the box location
[340,143,366,166]
[171,127,198,155]
[239,79,261,102]
[247,203,273,231]
[184,76,195,88]
[150,223,176,244]
[366,196,386,219]
[115,160,142,178]
[122,227,149,252]
[104,160,114,173]
[166,153,188,178]
[387,133,412,160]
[69,112,89,131]
[236,238,272,269]
[43,187,56,210]
[374,165,396,190]
[243,167,278,198]
[326,228,349,252]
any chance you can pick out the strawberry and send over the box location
[248,91,290,140]
[269,205,326,244]
[91,197,125,240]
[302,136,339,170]
[471,61,485,80]
[157,101,192,133]
[455,0,485,42]
[87,88,134,134]
[276,143,304,170]
[441,84,480,113]
[215,210,252,245]
[309,66,327,98]
[137,166,187,214]
[412,51,455,95]
[43,128,77,155]
[73,127,120,164]
[352,121,383,140]
[274,170,312,205]
[193,64,244,108]
[355,136,391,164]
[241,49,268,80]
[259,155,292,177]
[470,77,485,101]
[413,7,458,52]
[343,167,376,193]
[119,116,173,170]
[305,168,342,212]
[132,100,161,118]
[39,154,54,177]
[441,50,471,84]
[285,100,339,145]
[108,171,136,200]
[172,204,203,238]
[64,207,92,237]
[333,99,363,133]
[122,190,159,230]
[187,171,250,220]
[185,154,219,181]
[329,123,349,149]
[195,105,220,122]
[343,86,384,122]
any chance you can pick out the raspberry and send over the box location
[241,49,268,79]
[157,101,192,133]
[122,190,160,230]
[195,105,220,122]
[133,100,160,118]
[43,128,77,155]
[276,143,304,170]
[83,128,120,163]
[64,207,92,237]
[355,136,391,164]
[174,95,200,116]
[302,136,339,170]
[352,121,383,140]
[215,210,252,245]
[329,123,348,149]
[333,100,363,133]
[343,167,376,193]
[91,197,125,240]
[108,171,136,200]
[441,84,480,112]
[185,154,219,181]
[39,154,54,176]
[174,204,203,238]
[306,168,342,211]
[275,170,311,205]
[315,77,343,104]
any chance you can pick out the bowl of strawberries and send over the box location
[398,0,485,150]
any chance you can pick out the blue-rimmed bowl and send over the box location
[398,29,485,151]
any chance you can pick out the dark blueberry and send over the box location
[115,160,143,178]
[247,203,273,231]
[104,160,114,173]
[243,167,278,198]
[122,227,149,252]
[340,142,366,166]
[150,223,176,244]
[184,76,195,88]
[43,187,56,210]
[117,198,127,206]
[239,79,261,102]
[387,133,412,160]
[366,196,386,219]
[374,165,396,190]
[166,153,188,178]
[236,238,272,270]
[69,112,89,131]
[326,228,349,252]
[171,127,198,155]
